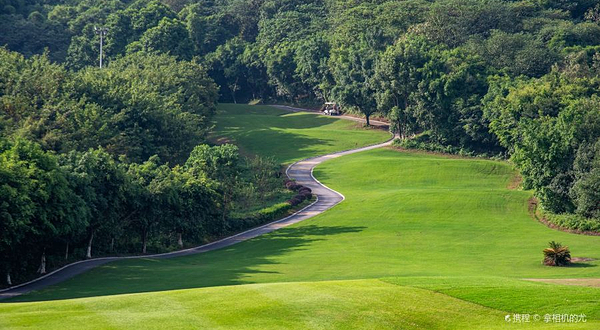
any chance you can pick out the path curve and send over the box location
[0,107,394,301]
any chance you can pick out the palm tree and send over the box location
[543,241,571,266]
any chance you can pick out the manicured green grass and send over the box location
[1,279,595,329]
[2,104,599,329]
[383,276,600,320]
[211,104,391,163]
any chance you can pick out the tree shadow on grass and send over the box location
[274,113,341,130]
[214,110,361,162]
[10,225,365,302]
[217,104,339,130]
[218,126,340,163]
[219,111,340,131]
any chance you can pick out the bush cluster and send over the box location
[393,133,502,159]
[285,180,313,206]
[229,202,294,231]
[542,212,600,232]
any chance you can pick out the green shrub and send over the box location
[392,133,504,159]
[543,241,571,266]
[543,211,600,232]
[228,202,295,231]
[256,202,293,220]
[394,138,476,156]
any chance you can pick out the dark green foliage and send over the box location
[228,200,305,233]
[71,52,218,163]
[393,134,487,158]
[468,31,558,77]
[423,0,517,47]
[59,148,128,258]
[483,54,600,221]
[543,212,600,232]
[0,138,87,282]
[571,140,600,219]
[128,17,193,59]
[0,48,218,164]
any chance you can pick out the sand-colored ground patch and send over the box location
[524,278,600,287]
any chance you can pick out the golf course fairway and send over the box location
[1,104,598,329]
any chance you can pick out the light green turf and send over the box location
[2,104,599,329]
[0,279,596,329]
[211,104,391,163]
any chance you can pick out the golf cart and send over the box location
[322,102,341,116]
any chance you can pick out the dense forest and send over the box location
[1,0,599,285]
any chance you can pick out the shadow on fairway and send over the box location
[9,225,366,302]
[568,262,597,268]
[214,109,355,163]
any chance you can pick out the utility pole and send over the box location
[94,26,109,68]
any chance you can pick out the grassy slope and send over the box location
[211,104,391,164]
[1,104,598,329]
[1,279,594,330]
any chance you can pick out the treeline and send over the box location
[0,48,290,286]
[484,54,600,230]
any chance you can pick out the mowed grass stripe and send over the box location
[4,279,593,330]
[383,276,600,320]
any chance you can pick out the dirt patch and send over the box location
[528,197,600,236]
[213,136,234,145]
[507,173,522,190]
[572,257,596,262]
[524,278,600,288]
[208,136,255,160]
[350,121,389,132]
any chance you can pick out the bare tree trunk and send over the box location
[220,190,232,234]
[110,238,115,253]
[142,230,148,254]
[177,232,183,248]
[6,272,11,286]
[365,114,370,126]
[65,242,69,261]
[86,230,94,259]
[221,198,228,234]
[230,78,239,104]
[37,249,46,274]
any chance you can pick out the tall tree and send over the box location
[59,148,127,259]
[185,144,240,235]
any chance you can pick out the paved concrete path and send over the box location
[0,106,394,301]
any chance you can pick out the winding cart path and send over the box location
[0,106,393,301]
